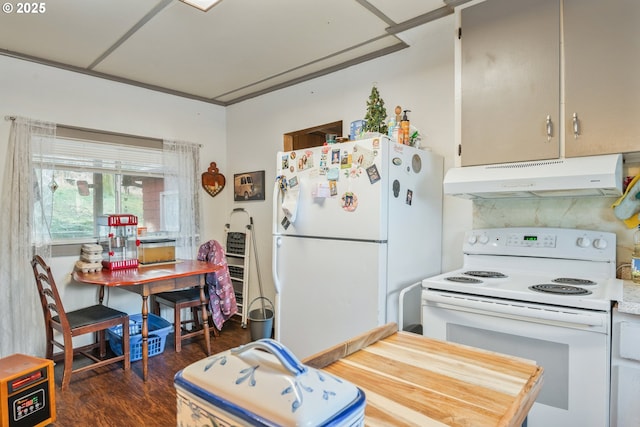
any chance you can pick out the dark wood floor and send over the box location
[50,318,252,427]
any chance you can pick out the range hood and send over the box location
[444,154,623,199]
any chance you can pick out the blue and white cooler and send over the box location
[174,339,366,426]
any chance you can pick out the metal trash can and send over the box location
[248,297,274,341]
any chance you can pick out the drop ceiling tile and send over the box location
[213,35,405,103]
[0,0,164,67]
[93,0,394,99]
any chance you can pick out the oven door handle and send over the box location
[423,291,605,327]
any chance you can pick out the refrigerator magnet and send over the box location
[277,176,288,192]
[305,150,314,167]
[313,182,331,198]
[412,154,422,173]
[329,180,338,196]
[327,167,339,181]
[340,151,352,169]
[319,153,328,175]
[297,151,314,171]
[281,216,291,230]
[331,149,341,165]
[288,176,299,188]
[406,189,413,205]
[354,144,375,168]
[345,166,362,180]
[281,155,289,170]
[393,179,400,197]
[341,192,358,212]
[367,164,381,184]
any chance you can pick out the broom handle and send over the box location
[249,216,266,316]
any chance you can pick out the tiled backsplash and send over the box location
[473,197,634,277]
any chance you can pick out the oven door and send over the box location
[422,289,611,427]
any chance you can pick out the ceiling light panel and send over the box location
[180,0,223,12]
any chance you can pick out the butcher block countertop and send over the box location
[303,323,543,427]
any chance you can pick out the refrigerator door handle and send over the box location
[272,236,282,293]
[272,177,281,234]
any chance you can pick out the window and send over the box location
[34,127,200,251]
[47,170,165,240]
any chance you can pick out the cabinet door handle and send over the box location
[572,113,581,138]
[546,115,553,142]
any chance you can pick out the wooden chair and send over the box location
[31,255,131,390]
[152,288,217,352]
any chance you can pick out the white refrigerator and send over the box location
[272,135,443,359]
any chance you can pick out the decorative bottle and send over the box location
[633,225,640,283]
[400,110,411,145]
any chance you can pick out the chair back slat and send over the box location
[42,288,60,315]
[47,303,60,317]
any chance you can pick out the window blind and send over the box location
[38,137,165,175]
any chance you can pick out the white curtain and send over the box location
[163,139,202,259]
[0,117,56,358]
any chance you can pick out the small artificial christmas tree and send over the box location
[363,85,388,135]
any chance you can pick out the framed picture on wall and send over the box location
[234,170,265,201]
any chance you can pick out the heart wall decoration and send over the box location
[201,162,226,197]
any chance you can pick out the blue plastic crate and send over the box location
[107,313,172,362]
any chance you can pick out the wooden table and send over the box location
[303,323,544,427]
[73,260,220,381]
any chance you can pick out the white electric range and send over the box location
[421,227,623,427]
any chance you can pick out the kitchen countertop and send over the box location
[618,280,640,315]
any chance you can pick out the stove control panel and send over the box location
[464,227,616,263]
[466,231,557,247]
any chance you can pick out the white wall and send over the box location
[225,15,472,306]
[0,55,229,314]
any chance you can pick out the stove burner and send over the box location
[446,276,483,284]
[529,284,592,295]
[552,277,596,286]
[463,270,507,278]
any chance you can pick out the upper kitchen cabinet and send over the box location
[564,0,640,157]
[458,0,639,166]
[459,0,560,166]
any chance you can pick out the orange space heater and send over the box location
[0,354,55,427]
